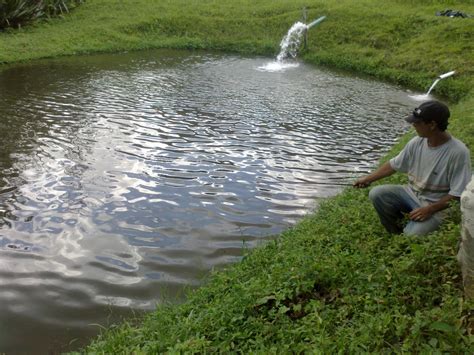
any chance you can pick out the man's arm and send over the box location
[408,194,458,221]
[353,161,396,188]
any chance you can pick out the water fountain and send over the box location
[409,70,456,101]
[276,21,308,62]
[258,16,326,72]
[426,70,456,95]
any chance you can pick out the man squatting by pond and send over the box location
[353,100,472,236]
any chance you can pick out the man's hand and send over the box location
[408,194,457,222]
[353,177,371,188]
[352,162,396,189]
[408,206,434,222]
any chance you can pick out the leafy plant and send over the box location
[0,0,43,29]
[0,0,84,30]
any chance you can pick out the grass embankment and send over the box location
[1,0,473,352]
[1,0,473,100]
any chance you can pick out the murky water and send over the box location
[0,49,415,353]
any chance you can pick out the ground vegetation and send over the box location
[0,0,84,30]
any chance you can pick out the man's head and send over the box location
[405,100,450,131]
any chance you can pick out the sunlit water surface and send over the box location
[0,50,417,352]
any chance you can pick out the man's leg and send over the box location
[369,185,418,234]
[403,216,442,236]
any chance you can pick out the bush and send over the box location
[0,0,83,30]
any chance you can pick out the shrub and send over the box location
[0,0,83,30]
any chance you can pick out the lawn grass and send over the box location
[1,0,473,352]
[1,0,473,99]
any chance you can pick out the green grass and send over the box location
[82,184,473,353]
[1,0,473,353]
[1,0,473,99]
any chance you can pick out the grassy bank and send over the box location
[1,0,473,352]
[82,98,474,353]
[1,0,473,100]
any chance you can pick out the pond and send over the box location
[0,49,416,353]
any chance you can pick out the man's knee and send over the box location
[368,185,387,203]
[404,218,442,236]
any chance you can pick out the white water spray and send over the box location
[409,70,456,101]
[276,22,308,62]
[258,16,326,72]
[426,70,456,95]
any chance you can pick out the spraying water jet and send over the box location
[409,70,456,101]
[426,70,456,96]
[258,16,326,72]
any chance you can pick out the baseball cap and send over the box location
[405,100,450,124]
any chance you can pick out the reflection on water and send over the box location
[0,49,414,353]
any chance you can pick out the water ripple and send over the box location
[0,50,416,353]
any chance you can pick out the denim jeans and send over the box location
[368,185,442,236]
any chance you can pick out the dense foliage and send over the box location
[0,0,83,30]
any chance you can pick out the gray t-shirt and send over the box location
[390,136,471,204]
